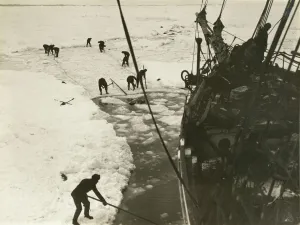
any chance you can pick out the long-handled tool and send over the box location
[87,195,160,225]
[110,78,127,95]
[54,98,74,106]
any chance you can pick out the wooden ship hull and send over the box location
[178,1,300,224]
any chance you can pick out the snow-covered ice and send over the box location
[0,70,134,225]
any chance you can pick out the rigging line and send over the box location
[218,0,227,18]
[207,21,246,42]
[200,0,204,11]
[272,0,299,63]
[115,0,200,209]
[191,25,197,73]
[87,196,161,225]
[268,17,282,34]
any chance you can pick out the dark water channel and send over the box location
[93,91,186,225]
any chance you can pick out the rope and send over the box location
[191,24,197,73]
[207,21,245,42]
[116,0,200,209]
[268,17,282,34]
[200,0,204,11]
[87,196,161,225]
[218,0,227,18]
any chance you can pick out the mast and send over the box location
[196,38,202,85]
[287,38,300,72]
[272,0,300,63]
[264,0,295,65]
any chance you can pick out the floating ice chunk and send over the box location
[167,93,179,98]
[158,115,182,126]
[113,106,130,114]
[101,97,127,105]
[135,104,169,114]
[143,132,153,137]
[146,184,153,189]
[143,114,152,120]
[168,104,180,109]
[153,98,168,104]
[132,124,151,132]
[148,178,160,184]
[150,93,165,97]
[146,151,154,155]
[116,128,127,133]
[160,213,169,218]
[143,137,155,145]
[116,124,128,129]
[114,115,132,120]
[132,187,146,195]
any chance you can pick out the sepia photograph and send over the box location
[0,0,299,224]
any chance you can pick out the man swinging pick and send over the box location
[71,174,107,225]
[136,68,147,89]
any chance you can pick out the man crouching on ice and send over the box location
[71,174,107,225]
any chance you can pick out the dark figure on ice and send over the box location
[136,69,147,89]
[53,47,60,57]
[98,78,109,95]
[86,38,92,47]
[47,44,55,56]
[127,75,137,90]
[254,23,271,63]
[71,174,107,225]
[121,51,130,67]
[98,41,106,52]
[43,44,49,54]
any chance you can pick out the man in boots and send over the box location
[98,78,109,95]
[98,41,106,52]
[53,47,60,57]
[71,174,107,225]
[121,51,130,66]
[127,75,136,90]
[86,38,92,47]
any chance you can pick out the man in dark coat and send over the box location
[98,41,106,52]
[71,174,107,225]
[122,51,130,67]
[43,44,49,54]
[254,23,271,62]
[48,44,55,56]
[53,47,60,57]
[86,38,92,47]
[136,69,147,89]
[98,78,109,95]
[126,75,136,90]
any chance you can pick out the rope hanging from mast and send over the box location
[218,0,227,19]
[115,0,200,210]
[252,0,274,38]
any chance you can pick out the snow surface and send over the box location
[0,70,134,225]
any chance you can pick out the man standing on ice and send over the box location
[86,38,92,47]
[98,41,106,52]
[121,51,130,66]
[71,174,107,225]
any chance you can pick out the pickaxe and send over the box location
[54,98,74,106]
